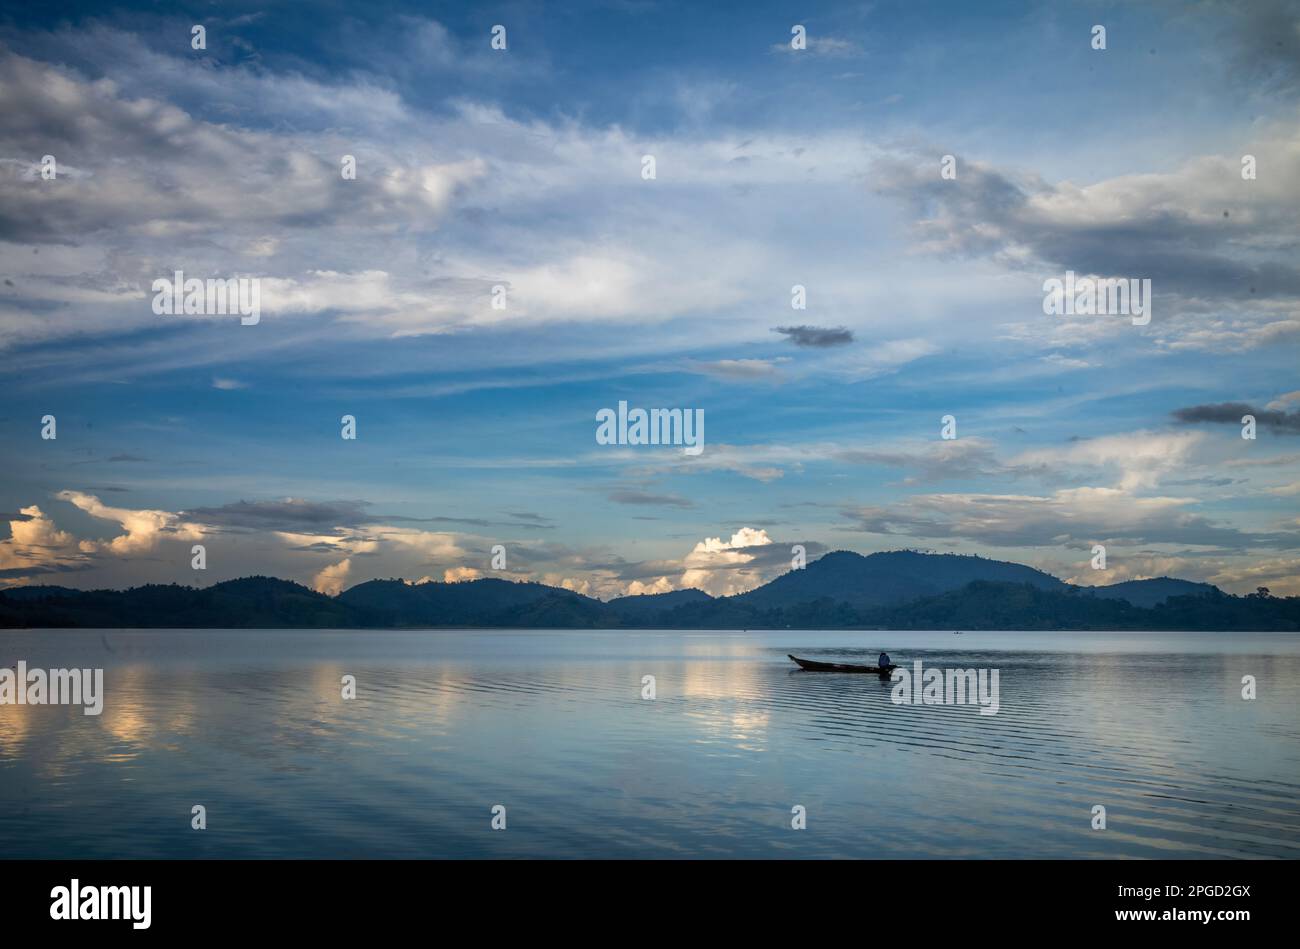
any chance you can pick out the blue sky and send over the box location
[2,0,1299,597]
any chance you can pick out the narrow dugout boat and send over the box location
[788,654,897,675]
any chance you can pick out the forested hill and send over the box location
[1,551,1294,630]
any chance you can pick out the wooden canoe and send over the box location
[788,654,897,675]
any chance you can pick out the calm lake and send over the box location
[1,629,1297,859]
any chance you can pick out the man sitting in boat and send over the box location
[878,651,892,670]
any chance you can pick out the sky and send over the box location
[1,0,1298,599]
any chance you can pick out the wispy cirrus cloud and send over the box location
[840,487,1298,551]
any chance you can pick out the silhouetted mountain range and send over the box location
[733,550,1067,608]
[0,550,1293,630]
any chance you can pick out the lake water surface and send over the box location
[1,629,1297,859]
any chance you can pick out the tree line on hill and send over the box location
[1,550,1295,631]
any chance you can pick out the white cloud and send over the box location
[1266,390,1300,411]
[1040,353,1091,370]
[680,527,775,596]
[770,36,863,58]
[689,357,788,380]
[0,39,899,353]
[313,559,352,595]
[625,577,674,596]
[1208,558,1300,596]
[842,485,1269,551]
[0,505,92,580]
[56,490,205,554]
[1011,431,1204,492]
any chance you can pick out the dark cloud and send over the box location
[184,499,373,532]
[839,496,1298,550]
[185,499,552,534]
[0,52,482,244]
[773,325,854,347]
[380,514,492,527]
[504,511,556,529]
[1223,0,1300,93]
[871,146,1300,304]
[284,541,346,554]
[1172,402,1300,434]
[369,511,554,530]
[833,439,1028,483]
[0,562,91,579]
[66,453,149,468]
[607,490,694,509]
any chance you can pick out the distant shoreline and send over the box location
[5,624,1294,631]
[4,551,1296,632]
